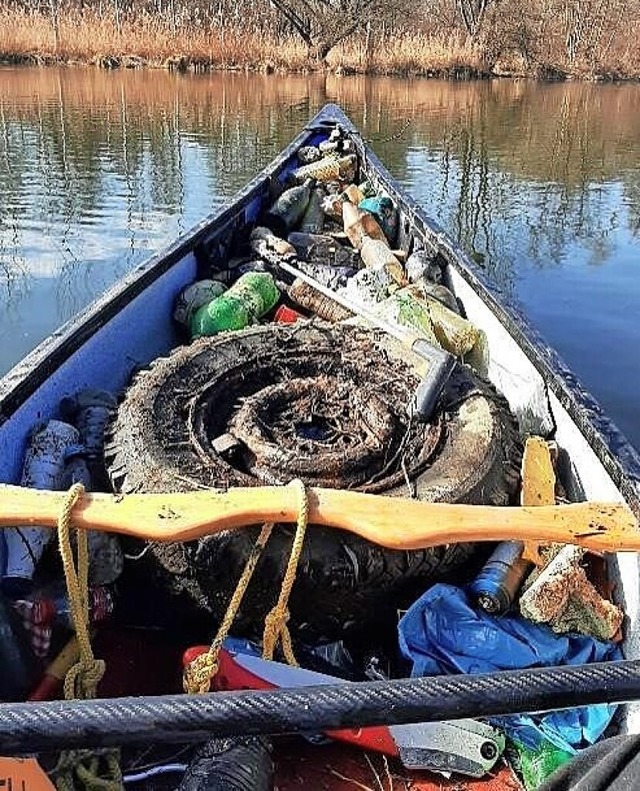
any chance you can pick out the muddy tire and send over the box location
[106,322,521,640]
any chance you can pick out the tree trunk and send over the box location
[48,0,59,52]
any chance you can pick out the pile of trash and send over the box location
[0,124,628,791]
[172,125,487,376]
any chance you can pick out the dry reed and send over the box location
[1,3,639,78]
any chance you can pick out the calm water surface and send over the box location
[1,68,639,448]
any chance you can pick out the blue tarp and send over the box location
[398,584,622,753]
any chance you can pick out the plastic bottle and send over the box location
[469,541,532,614]
[3,420,81,596]
[342,202,388,250]
[298,186,326,235]
[359,237,407,286]
[59,388,117,489]
[374,287,481,357]
[296,146,321,165]
[264,179,313,236]
[410,278,460,314]
[289,280,352,323]
[173,280,227,329]
[190,272,280,338]
[342,184,364,205]
[293,154,357,185]
[405,249,444,284]
[339,266,394,307]
[249,227,297,260]
[62,454,123,586]
[359,196,398,244]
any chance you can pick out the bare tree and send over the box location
[456,0,491,36]
[48,0,60,51]
[269,0,410,61]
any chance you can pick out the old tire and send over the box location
[106,322,521,640]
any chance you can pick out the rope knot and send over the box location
[183,651,219,695]
[64,658,106,700]
[262,607,292,662]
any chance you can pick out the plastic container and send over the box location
[274,305,305,324]
[190,272,280,338]
[3,420,81,596]
[287,232,360,270]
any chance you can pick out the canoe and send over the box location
[1,102,640,790]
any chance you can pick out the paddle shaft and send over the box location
[0,484,637,553]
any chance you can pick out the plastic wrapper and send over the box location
[399,584,622,755]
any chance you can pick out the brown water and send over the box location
[1,68,639,448]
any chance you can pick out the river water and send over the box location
[1,68,639,448]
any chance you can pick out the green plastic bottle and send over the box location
[190,272,280,338]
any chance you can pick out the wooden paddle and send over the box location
[0,483,638,553]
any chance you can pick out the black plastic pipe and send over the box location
[2,659,640,754]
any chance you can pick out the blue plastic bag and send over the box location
[398,584,621,753]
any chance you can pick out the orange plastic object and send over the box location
[0,758,55,790]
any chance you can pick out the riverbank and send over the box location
[1,6,639,81]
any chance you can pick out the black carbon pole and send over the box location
[2,659,640,753]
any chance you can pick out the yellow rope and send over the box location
[183,521,275,694]
[262,479,308,665]
[183,478,309,693]
[53,482,123,791]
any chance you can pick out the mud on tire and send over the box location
[106,322,522,640]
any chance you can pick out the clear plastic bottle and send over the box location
[190,272,280,338]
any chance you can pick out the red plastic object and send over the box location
[274,304,304,323]
[184,645,409,758]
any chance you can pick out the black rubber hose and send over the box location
[3,660,640,754]
[177,736,273,791]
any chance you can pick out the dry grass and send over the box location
[329,32,486,76]
[0,7,309,71]
[0,7,489,75]
[1,4,639,78]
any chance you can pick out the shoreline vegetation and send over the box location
[1,1,639,80]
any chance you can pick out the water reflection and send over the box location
[0,68,639,446]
